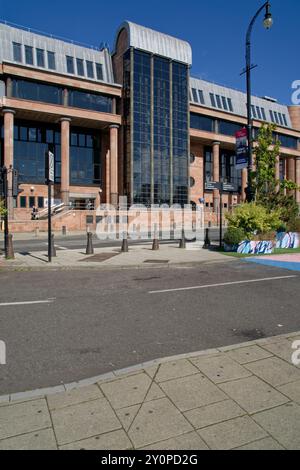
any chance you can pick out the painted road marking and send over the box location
[149,275,297,294]
[0,299,56,307]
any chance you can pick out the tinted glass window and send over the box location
[70,130,101,185]
[47,51,56,70]
[20,196,26,208]
[38,197,44,208]
[36,48,45,67]
[14,121,61,184]
[68,89,112,113]
[25,46,34,65]
[86,61,94,78]
[192,88,198,102]
[13,42,22,62]
[76,59,84,76]
[66,56,75,74]
[210,93,216,107]
[190,113,214,132]
[96,64,103,80]
[219,120,242,136]
[12,79,63,105]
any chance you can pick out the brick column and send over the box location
[287,157,296,197]
[60,117,71,206]
[213,141,220,211]
[241,168,248,202]
[296,158,300,206]
[109,125,119,206]
[3,109,15,219]
[275,155,280,192]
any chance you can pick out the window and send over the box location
[215,95,222,108]
[36,48,45,67]
[198,90,205,105]
[47,51,56,70]
[256,106,262,120]
[251,105,257,119]
[12,78,63,105]
[222,96,228,110]
[190,153,195,164]
[70,129,101,185]
[13,42,22,62]
[277,134,298,149]
[278,113,284,126]
[261,108,266,121]
[86,61,94,79]
[204,148,213,183]
[192,88,198,103]
[25,45,34,65]
[19,196,26,208]
[68,89,112,113]
[227,98,233,112]
[29,196,35,208]
[38,197,44,208]
[14,122,61,184]
[76,58,85,76]
[96,63,103,81]
[219,120,242,136]
[274,111,279,124]
[66,56,75,74]
[282,114,288,127]
[270,110,275,123]
[190,113,214,132]
[210,93,216,108]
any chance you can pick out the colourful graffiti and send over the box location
[237,240,274,255]
[276,232,300,249]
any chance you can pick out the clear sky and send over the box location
[1,0,298,105]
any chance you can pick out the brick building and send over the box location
[0,20,299,232]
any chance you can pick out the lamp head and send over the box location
[264,2,273,30]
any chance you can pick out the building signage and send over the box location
[235,128,248,170]
[48,151,55,183]
[205,181,237,192]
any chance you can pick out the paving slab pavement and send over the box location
[0,331,300,450]
[0,243,230,270]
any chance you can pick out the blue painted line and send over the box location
[245,258,300,272]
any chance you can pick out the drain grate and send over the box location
[80,252,119,262]
[143,259,169,264]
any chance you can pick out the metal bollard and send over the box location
[51,234,57,257]
[62,225,67,236]
[86,232,94,255]
[179,229,186,249]
[203,228,211,250]
[6,234,14,260]
[121,232,129,253]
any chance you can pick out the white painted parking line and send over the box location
[149,275,297,294]
[0,299,56,307]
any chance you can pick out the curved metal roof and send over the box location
[114,21,192,65]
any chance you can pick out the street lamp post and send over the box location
[245,1,273,202]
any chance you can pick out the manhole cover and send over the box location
[143,260,169,264]
[80,253,119,262]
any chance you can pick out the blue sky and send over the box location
[1,0,298,104]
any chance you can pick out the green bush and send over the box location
[223,227,246,246]
[226,203,282,238]
[288,217,300,233]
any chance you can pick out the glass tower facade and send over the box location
[124,48,189,206]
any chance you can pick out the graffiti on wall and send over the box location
[237,240,274,255]
[276,232,300,249]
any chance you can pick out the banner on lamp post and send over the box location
[235,128,248,170]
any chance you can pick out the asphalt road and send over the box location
[0,260,299,394]
[0,229,221,253]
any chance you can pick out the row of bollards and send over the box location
[2,228,212,263]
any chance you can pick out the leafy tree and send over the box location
[252,124,299,228]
